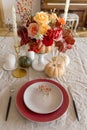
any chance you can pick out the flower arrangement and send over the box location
[17,10,75,53]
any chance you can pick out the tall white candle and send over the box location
[12,6,18,45]
[64,0,70,22]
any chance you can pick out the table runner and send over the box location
[0,37,87,130]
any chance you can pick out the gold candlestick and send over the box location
[12,44,27,78]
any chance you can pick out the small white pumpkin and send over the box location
[61,54,70,66]
[52,54,70,66]
[44,60,65,78]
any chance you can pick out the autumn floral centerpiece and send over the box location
[17,11,75,54]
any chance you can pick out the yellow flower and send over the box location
[33,11,49,25]
[39,24,51,35]
[49,13,58,23]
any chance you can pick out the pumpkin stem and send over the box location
[53,64,56,67]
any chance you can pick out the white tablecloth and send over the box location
[0,37,87,130]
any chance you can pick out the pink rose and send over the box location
[27,23,39,38]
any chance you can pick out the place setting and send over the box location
[1,0,87,129]
[16,78,69,122]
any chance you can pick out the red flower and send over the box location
[55,41,67,52]
[17,26,30,45]
[64,36,75,45]
[42,29,54,46]
[42,36,53,46]
[53,28,62,41]
[28,42,41,53]
[63,29,71,36]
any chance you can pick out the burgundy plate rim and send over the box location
[16,79,69,122]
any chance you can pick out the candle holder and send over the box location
[12,44,27,78]
[32,53,48,71]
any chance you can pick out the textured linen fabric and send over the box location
[0,37,87,130]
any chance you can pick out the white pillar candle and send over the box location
[64,0,70,22]
[12,6,18,46]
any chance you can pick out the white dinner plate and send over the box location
[23,81,63,114]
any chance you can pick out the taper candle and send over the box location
[12,6,18,45]
[64,0,70,22]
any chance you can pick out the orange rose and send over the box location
[27,23,39,38]
[58,18,66,25]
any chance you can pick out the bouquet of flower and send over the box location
[17,11,75,53]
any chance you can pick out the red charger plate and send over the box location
[16,79,69,122]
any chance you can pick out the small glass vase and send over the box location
[32,53,48,71]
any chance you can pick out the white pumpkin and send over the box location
[61,54,70,66]
[52,54,70,66]
[44,60,65,78]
